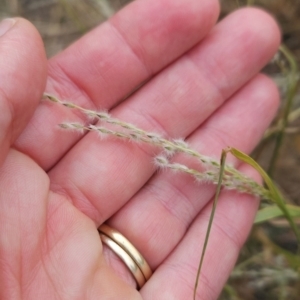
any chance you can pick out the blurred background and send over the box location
[0,0,299,299]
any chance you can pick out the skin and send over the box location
[0,0,281,299]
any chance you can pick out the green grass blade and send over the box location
[229,147,300,250]
[268,45,299,177]
[193,149,228,300]
[255,205,300,224]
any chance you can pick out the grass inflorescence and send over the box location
[43,89,300,299]
[43,93,271,201]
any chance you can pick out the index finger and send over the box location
[14,0,220,170]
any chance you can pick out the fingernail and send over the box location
[0,18,16,37]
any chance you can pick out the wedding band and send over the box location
[98,224,152,286]
[99,233,146,288]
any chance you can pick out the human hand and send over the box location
[0,0,280,299]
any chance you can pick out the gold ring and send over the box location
[99,233,146,289]
[98,224,152,287]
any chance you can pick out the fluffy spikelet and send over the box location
[173,138,189,148]
[96,111,111,120]
[162,143,177,157]
[146,132,163,143]
[59,122,86,134]
[154,155,169,168]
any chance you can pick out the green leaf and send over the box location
[255,204,300,224]
[229,147,300,250]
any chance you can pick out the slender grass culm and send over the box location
[43,93,299,299]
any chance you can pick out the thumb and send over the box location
[0,18,47,164]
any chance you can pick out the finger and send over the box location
[0,18,47,165]
[0,149,141,299]
[107,74,279,276]
[141,166,261,300]
[0,149,50,298]
[14,0,220,170]
[48,8,280,223]
[48,0,220,106]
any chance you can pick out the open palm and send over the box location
[0,0,280,299]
